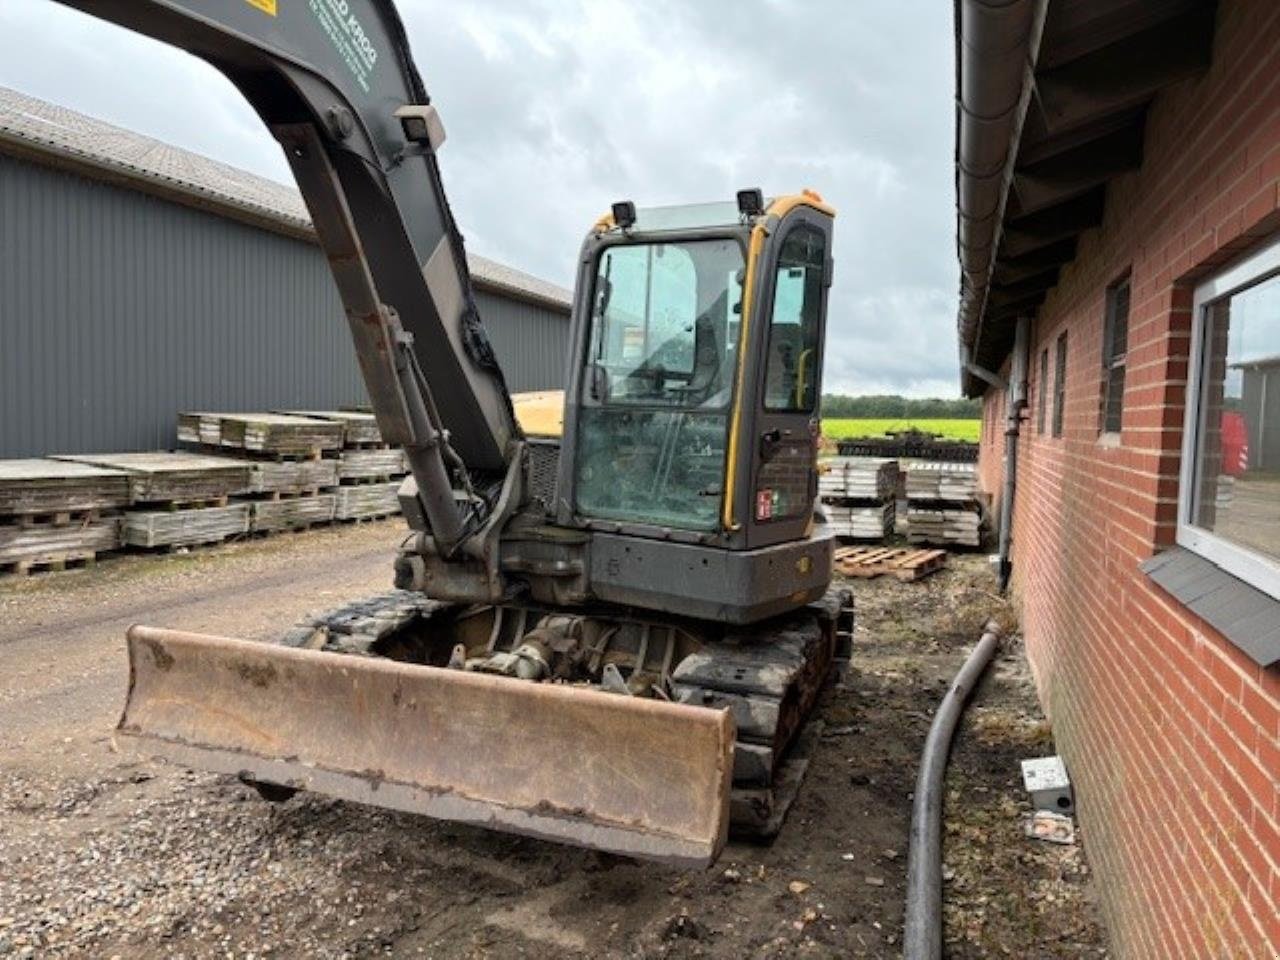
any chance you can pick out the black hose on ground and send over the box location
[903,620,1003,960]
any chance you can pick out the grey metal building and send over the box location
[1235,355,1280,471]
[0,86,572,459]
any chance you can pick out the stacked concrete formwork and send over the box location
[178,412,344,536]
[819,457,898,540]
[904,462,982,547]
[290,411,408,523]
[181,410,408,530]
[0,460,129,573]
[54,451,252,551]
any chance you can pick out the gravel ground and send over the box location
[0,524,1108,958]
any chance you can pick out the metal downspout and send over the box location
[997,316,1030,591]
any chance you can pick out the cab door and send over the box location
[745,213,833,549]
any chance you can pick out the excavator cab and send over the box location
[563,196,835,551]
[51,0,847,868]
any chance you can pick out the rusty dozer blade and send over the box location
[120,626,734,867]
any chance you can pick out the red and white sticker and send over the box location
[756,489,773,521]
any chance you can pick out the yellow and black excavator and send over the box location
[58,0,850,867]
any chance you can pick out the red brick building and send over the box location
[955,1,1279,955]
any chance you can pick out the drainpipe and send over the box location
[903,620,1003,960]
[997,316,1030,591]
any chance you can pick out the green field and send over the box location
[821,418,982,443]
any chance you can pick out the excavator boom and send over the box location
[54,0,519,554]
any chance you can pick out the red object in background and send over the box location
[1220,411,1249,476]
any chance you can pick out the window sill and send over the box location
[1141,547,1280,668]
[1096,432,1122,449]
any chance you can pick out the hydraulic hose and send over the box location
[903,620,1003,960]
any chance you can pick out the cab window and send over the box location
[764,226,825,411]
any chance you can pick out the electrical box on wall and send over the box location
[1021,755,1074,815]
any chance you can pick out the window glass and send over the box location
[764,226,825,411]
[1191,272,1280,565]
[587,239,742,408]
[575,238,743,531]
[1037,348,1048,435]
[1052,332,1068,438]
[1101,280,1130,434]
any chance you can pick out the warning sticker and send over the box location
[245,0,277,14]
[308,0,380,94]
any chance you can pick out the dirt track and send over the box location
[0,523,1107,958]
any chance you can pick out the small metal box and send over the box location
[1021,755,1074,814]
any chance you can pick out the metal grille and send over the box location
[527,440,561,513]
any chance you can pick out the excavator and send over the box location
[54,0,850,867]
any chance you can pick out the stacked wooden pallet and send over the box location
[904,461,982,547]
[277,410,382,446]
[0,459,131,516]
[819,457,898,540]
[336,448,405,482]
[50,451,255,552]
[0,520,121,574]
[0,460,130,574]
[334,481,401,521]
[241,458,339,496]
[283,411,407,522]
[176,412,223,447]
[123,503,250,549]
[0,459,128,574]
[247,493,337,534]
[228,413,343,456]
[178,412,343,536]
[179,412,344,458]
[55,452,251,505]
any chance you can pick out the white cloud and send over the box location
[0,0,961,397]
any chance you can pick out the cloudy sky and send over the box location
[0,0,959,397]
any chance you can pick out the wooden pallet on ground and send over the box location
[833,546,948,582]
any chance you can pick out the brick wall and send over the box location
[976,1,1280,955]
[977,378,1006,519]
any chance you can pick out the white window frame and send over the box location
[1177,234,1280,599]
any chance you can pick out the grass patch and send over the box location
[822,418,982,442]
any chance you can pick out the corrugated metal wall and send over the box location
[0,153,570,458]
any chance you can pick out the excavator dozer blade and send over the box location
[119,626,734,867]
